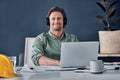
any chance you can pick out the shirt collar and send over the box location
[48,31,65,40]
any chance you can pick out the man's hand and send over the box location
[38,56,60,66]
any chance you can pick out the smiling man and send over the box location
[32,6,79,66]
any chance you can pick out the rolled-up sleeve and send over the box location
[31,34,46,65]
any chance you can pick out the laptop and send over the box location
[60,41,99,68]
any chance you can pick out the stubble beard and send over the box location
[53,24,63,31]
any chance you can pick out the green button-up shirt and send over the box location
[32,31,79,65]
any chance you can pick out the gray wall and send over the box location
[0,0,120,64]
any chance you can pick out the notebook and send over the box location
[60,41,99,68]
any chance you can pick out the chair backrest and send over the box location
[24,37,35,67]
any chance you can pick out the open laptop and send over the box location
[60,41,99,68]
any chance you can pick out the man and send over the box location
[32,6,79,66]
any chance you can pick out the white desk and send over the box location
[1,66,120,80]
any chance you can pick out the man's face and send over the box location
[49,11,64,31]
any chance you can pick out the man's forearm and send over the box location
[38,56,60,66]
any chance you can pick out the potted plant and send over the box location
[96,0,119,31]
[96,0,120,54]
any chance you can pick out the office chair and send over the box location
[24,37,35,67]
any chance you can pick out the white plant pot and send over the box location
[99,30,120,53]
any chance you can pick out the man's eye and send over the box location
[57,17,62,20]
[50,18,55,20]
[50,17,62,20]
[52,18,55,20]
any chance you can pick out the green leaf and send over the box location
[107,7,116,18]
[96,2,106,12]
[96,15,108,26]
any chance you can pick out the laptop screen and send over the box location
[60,41,99,68]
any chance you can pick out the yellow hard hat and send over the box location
[0,54,18,78]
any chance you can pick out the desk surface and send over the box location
[1,66,120,80]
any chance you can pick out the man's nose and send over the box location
[54,19,59,23]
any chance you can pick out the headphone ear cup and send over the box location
[46,17,50,26]
[64,17,67,26]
